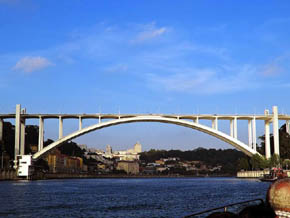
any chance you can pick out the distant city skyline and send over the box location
[1,0,290,151]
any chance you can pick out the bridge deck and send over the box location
[1,113,290,120]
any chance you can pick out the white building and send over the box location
[17,155,34,178]
[113,142,142,161]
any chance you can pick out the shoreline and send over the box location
[0,172,236,181]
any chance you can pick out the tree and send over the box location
[237,158,250,170]
[250,154,268,170]
[282,159,290,170]
[269,154,281,168]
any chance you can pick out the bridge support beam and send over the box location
[0,119,3,142]
[14,104,21,160]
[265,120,271,159]
[248,120,252,148]
[272,106,280,156]
[38,117,44,151]
[20,119,25,155]
[213,117,218,130]
[79,117,82,130]
[195,117,199,124]
[234,117,238,139]
[252,117,256,151]
[59,117,63,139]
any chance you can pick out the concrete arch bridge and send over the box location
[1,105,290,170]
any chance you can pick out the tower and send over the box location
[134,142,142,153]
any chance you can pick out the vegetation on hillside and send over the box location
[140,148,247,174]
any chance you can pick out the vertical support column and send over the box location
[286,120,290,134]
[248,119,252,148]
[272,106,280,156]
[14,104,21,160]
[38,117,44,151]
[79,117,82,130]
[195,117,199,124]
[214,117,218,130]
[234,117,238,139]
[212,119,215,129]
[252,117,257,151]
[265,120,271,159]
[230,119,234,137]
[59,116,63,139]
[0,119,3,142]
[98,115,101,123]
[20,119,25,155]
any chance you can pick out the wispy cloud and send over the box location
[261,64,282,77]
[12,56,53,73]
[259,54,290,77]
[147,65,258,94]
[133,22,168,43]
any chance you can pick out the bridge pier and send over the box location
[248,120,252,148]
[234,117,238,139]
[265,120,271,159]
[272,106,280,156]
[230,119,234,137]
[79,117,82,130]
[59,116,63,139]
[252,117,256,151]
[38,117,44,151]
[212,117,218,130]
[20,118,25,155]
[14,104,21,160]
[211,119,215,129]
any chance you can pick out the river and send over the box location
[0,177,270,217]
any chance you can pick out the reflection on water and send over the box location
[0,178,270,218]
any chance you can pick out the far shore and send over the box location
[0,173,236,181]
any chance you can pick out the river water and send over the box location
[0,178,270,217]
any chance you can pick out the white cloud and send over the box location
[13,56,53,73]
[133,23,168,42]
[147,65,258,94]
[259,54,290,77]
[261,64,281,77]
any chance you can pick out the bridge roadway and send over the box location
[1,113,290,120]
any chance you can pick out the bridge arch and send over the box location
[32,116,258,160]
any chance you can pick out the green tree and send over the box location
[269,154,281,168]
[282,159,290,170]
[237,158,250,170]
[250,154,268,170]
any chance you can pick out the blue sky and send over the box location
[1,0,290,151]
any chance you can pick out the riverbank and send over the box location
[0,170,235,181]
[237,170,290,178]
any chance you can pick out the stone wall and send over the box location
[237,170,269,178]
[0,170,17,180]
[237,170,290,178]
